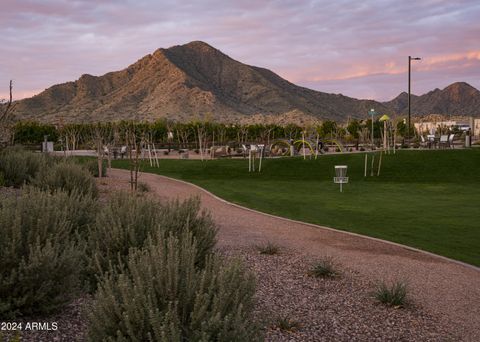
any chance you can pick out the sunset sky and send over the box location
[1,0,479,101]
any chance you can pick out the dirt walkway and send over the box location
[110,169,480,340]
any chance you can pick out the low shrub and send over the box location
[33,161,97,198]
[84,159,107,178]
[86,194,216,289]
[275,315,301,332]
[87,233,259,342]
[308,256,339,278]
[0,188,94,318]
[0,146,50,187]
[374,280,408,307]
[256,241,280,255]
[156,198,217,267]
[137,181,150,192]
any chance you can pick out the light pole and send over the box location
[407,56,421,143]
[369,108,376,150]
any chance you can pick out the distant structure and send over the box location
[414,116,479,137]
[474,118,480,138]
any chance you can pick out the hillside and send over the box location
[10,42,480,124]
[383,82,480,116]
[11,41,389,124]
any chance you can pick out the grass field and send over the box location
[112,149,480,266]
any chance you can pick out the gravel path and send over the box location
[108,168,480,341]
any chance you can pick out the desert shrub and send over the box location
[374,280,408,307]
[86,193,216,288]
[156,198,217,267]
[84,158,107,178]
[33,161,97,198]
[275,315,301,332]
[256,241,280,255]
[0,146,50,187]
[137,181,150,192]
[87,233,259,342]
[0,188,94,318]
[308,256,339,278]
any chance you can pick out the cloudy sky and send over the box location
[1,0,479,101]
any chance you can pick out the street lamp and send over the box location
[407,56,421,143]
[369,108,376,150]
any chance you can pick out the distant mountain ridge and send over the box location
[384,82,480,117]
[9,41,480,123]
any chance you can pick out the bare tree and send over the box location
[91,124,111,178]
[196,121,208,161]
[124,124,141,191]
[1,80,16,147]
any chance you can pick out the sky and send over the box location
[1,0,480,102]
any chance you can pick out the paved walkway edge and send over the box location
[123,169,480,272]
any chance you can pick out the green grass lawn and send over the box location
[112,149,480,266]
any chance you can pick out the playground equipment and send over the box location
[270,137,344,158]
[245,144,264,172]
[293,139,315,159]
[324,139,344,153]
[269,139,292,156]
[334,165,348,192]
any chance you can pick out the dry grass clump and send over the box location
[374,280,409,308]
[256,241,280,255]
[275,315,301,332]
[308,256,340,278]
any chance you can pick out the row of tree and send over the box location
[11,119,414,148]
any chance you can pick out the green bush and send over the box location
[86,194,217,289]
[13,121,59,145]
[374,280,408,307]
[0,146,50,187]
[308,256,339,278]
[87,233,259,342]
[137,181,150,192]
[156,197,217,268]
[84,158,107,178]
[33,161,98,198]
[256,241,280,255]
[0,188,95,318]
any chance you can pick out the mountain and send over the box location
[9,42,480,124]
[11,41,390,124]
[383,82,480,116]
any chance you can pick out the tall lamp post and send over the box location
[369,108,376,150]
[407,56,421,143]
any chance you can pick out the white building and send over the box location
[415,117,479,136]
[474,119,480,138]
[414,121,458,135]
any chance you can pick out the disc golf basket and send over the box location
[334,165,348,192]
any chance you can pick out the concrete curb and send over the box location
[117,168,480,273]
